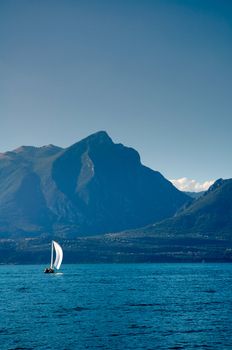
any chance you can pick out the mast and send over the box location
[50,241,54,268]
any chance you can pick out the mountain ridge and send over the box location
[0,131,190,238]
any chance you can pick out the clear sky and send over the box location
[1,0,232,188]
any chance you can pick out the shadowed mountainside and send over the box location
[0,131,190,238]
[145,178,232,239]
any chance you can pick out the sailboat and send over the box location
[44,240,63,273]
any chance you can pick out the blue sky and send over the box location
[1,0,232,188]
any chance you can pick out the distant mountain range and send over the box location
[1,131,231,263]
[0,131,189,239]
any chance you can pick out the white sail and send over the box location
[52,241,63,270]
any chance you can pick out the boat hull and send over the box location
[44,267,55,273]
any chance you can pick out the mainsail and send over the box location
[51,241,63,270]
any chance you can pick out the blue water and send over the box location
[1,264,232,350]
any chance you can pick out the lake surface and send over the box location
[1,263,232,350]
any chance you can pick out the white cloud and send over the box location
[170,177,215,192]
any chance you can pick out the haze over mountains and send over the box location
[0,131,189,239]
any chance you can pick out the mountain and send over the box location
[0,131,190,238]
[148,178,232,238]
